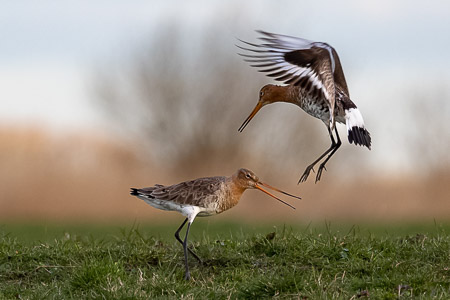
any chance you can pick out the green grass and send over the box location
[1,222,449,299]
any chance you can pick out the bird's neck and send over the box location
[216,177,245,213]
[229,178,246,205]
[272,85,296,105]
[283,85,298,105]
[228,175,245,196]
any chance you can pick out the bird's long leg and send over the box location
[298,126,337,184]
[315,126,342,182]
[182,221,194,280]
[174,218,202,263]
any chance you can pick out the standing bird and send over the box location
[237,31,371,183]
[130,168,300,280]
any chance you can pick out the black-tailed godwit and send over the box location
[130,168,300,280]
[237,31,371,183]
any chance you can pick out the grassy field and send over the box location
[1,222,449,299]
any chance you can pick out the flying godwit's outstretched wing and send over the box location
[237,30,349,128]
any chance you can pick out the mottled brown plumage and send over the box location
[130,168,300,280]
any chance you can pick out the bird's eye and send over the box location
[260,91,264,97]
[245,174,251,179]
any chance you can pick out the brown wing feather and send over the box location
[284,47,336,126]
[330,48,349,96]
[144,176,226,206]
[318,59,336,125]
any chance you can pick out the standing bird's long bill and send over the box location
[254,182,300,210]
[238,102,263,132]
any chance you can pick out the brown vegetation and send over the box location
[0,127,448,223]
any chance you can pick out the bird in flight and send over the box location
[237,30,371,183]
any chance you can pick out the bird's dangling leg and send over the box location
[298,126,339,184]
[315,126,341,182]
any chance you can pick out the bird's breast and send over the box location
[299,96,330,122]
[212,184,242,214]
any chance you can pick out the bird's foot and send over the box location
[315,164,327,183]
[184,271,191,281]
[298,166,315,184]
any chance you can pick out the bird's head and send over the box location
[238,84,286,132]
[234,168,259,188]
[232,168,300,210]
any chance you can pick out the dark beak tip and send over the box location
[238,123,248,133]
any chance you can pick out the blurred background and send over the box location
[1,0,449,225]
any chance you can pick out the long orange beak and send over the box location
[254,182,300,210]
[259,182,302,200]
[238,101,263,132]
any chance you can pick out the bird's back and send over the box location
[131,176,232,216]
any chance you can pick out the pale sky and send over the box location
[1,0,450,171]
